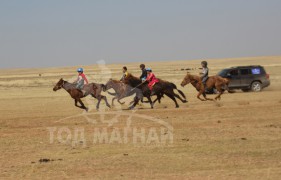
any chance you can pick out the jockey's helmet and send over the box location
[146,68,152,72]
[77,68,84,72]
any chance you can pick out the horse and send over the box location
[104,79,163,106]
[103,79,136,106]
[53,78,111,111]
[180,73,235,101]
[124,73,187,109]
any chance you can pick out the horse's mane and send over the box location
[186,73,200,81]
[109,79,122,83]
[125,73,140,81]
[124,73,142,87]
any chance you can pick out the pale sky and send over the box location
[0,0,281,69]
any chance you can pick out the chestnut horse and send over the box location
[53,78,111,111]
[181,73,234,101]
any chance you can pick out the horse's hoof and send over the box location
[183,100,187,103]
[176,106,179,108]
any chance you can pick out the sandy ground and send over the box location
[0,56,281,179]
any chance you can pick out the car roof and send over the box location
[230,65,264,69]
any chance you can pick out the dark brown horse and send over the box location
[124,74,187,109]
[53,78,111,111]
[181,73,234,101]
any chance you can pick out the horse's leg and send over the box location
[152,96,159,104]
[173,92,187,103]
[77,99,88,111]
[129,96,140,109]
[96,96,101,110]
[117,98,125,105]
[197,91,206,101]
[202,93,214,101]
[117,94,126,105]
[102,95,111,108]
[112,97,116,106]
[157,94,162,103]
[74,99,79,107]
[164,92,179,108]
[214,87,223,101]
[151,94,162,105]
[129,99,135,105]
[146,96,154,109]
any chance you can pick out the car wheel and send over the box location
[251,81,262,92]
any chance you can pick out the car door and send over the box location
[227,69,241,88]
[239,68,254,87]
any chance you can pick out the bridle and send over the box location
[185,75,198,85]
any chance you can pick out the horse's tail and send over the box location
[223,78,235,93]
[178,89,187,99]
[171,83,186,100]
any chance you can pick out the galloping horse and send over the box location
[104,79,163,106]
[53,78,111,111]
[104,79,136,106]
[181,73,234,101]
[124,73,187,109]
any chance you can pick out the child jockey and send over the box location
[74,68,89,93]
[139,64,147,82]
[146,68,159,95]
[200,61,209,88]
[120,66,129,81]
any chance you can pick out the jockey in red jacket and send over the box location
[146,68,159,95]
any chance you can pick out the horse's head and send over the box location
[124,73,142,87]
[181,73,192,87]
[53,78,64,91]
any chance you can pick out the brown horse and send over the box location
[181,73,234,101]
[53,78,111,111]
[124,73,187,109]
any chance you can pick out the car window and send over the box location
[240,69,251,75]
[229,69,239,76]
[218,69,228,76]
[251,68,261,75]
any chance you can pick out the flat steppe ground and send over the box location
[1,56,281,179]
